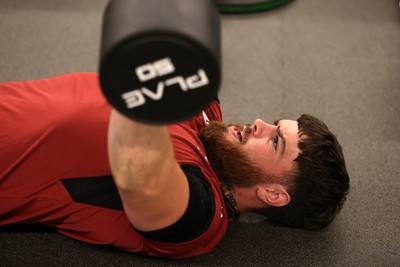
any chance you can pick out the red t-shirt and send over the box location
[0,72,232,258]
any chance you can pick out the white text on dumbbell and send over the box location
[123,69,209,109]
[135,58,175,82]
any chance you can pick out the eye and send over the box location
[273,135,279,149]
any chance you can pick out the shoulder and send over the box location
[204,99,222,123]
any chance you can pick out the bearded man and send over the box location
[0,72,349,258]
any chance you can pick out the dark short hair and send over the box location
[256,114,350,230]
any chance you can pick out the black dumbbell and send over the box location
[99,0,221,124]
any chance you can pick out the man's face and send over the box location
[199,119,301,188]
[227,119,301,179]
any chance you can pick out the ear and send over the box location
[256,184,291,207]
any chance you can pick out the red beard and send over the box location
[199,121,265,188]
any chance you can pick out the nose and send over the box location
[253,119,278,138]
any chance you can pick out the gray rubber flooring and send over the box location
[1,0,399,266]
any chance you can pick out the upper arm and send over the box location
[108,110,189,232]
[120,159,190,231]
[137,165,216,243]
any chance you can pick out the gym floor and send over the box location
[1,0,399,266]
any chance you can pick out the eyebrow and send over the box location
[277,125,286,158]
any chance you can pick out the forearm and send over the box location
[108,109,173,192]
[107,109,189,231]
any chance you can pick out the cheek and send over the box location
[243,141,287,175]
[244,141,270,165]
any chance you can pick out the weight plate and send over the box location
[214,0,293,14]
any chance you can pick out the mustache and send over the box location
[226,123,253,143]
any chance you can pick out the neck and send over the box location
[222,182,269,213]
[221,181,238,211]
[221,182,256,214]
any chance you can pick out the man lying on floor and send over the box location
[0,72,349,258]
